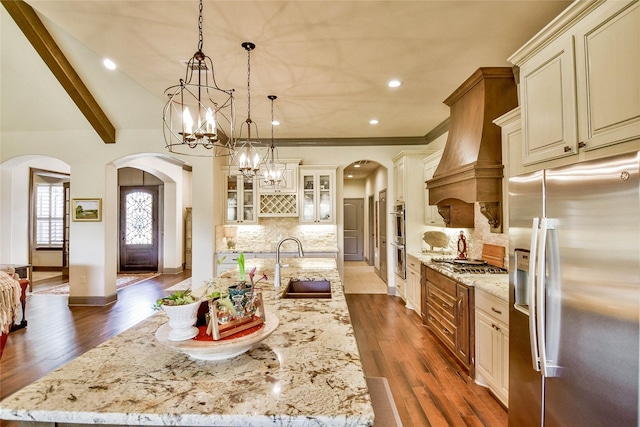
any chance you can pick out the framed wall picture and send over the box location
[72,198,102,222]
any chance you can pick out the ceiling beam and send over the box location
[2,0,116,143]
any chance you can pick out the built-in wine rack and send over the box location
[259,194,298,217]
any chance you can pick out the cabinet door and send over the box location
[394,158,405,203]
[241,178,255,222]
[318,174,332,222]
[422,151,444,225]
[300,170,335,224]
[406,267,420,314]
[225,175,240,223]
[455,284,471,365]
[475,310,498,386]
[225,175,257,224]
[497,325,510,403]
[575,1,640,150]
[520,35,578,165]
[258,163,298,193]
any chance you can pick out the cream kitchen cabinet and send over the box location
[299,166,336,224]
[258,161,299,194]
[395,276,406,302]
[511,0,640,166]
[393,156,406,203]
[224,174,257,225]
[422,150,444,226]
[475,289,509,407]
[258,161,300,218]
[406,255,422,316]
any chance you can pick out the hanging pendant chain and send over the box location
[270,98,275,149]
[246,48,252,122]
[197,0,204,52]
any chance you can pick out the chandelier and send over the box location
[231,42,265,178]
[162,0,235,157]
[262,95,287,189]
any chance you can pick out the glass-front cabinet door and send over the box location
[225,175,257,224]
[299,167,336,224]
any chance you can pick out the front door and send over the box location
[343,198,364,261]
[119,186,159,272]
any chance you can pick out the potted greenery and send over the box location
[153,289,201,341]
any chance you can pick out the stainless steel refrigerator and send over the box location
[508,151,639,426]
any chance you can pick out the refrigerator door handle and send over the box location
[528,217,541,371]
[537,217,562,378]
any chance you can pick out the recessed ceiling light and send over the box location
[271,120,280,126]
[103,58,116,70]
[354,164,361,168]
[387,80,402,88]
[347,174,354,178]
[369,119,379,125]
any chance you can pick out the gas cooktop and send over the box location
[430,258,508,274]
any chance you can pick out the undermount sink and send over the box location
[282,279,332,299]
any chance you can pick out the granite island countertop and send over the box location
[408,251,509,302]
[0,258,374,427]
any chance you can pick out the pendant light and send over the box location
[162,0,236,157]
[262,95,286,189]
[231,42,264,178]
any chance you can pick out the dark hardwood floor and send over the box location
[347,294,507,426]
[1,273,507,427]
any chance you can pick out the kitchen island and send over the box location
[0,258,374,427]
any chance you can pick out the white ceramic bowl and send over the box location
[155,311,279,360]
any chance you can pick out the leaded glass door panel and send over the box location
[119,186,159,272]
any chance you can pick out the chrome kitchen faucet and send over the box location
[274,237,304,287]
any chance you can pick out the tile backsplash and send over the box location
[216,218,338,253]
[422,203,508,265]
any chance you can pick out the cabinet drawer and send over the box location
[427,267,456,295]
[476,290,509,325]
[426,305,456,350]
[427,284,456,321]
[407,255,421,273]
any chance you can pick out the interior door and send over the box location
[343,198,364,261]
[119,186,159,272]
[368,195,375,266]
[378,189,387,284]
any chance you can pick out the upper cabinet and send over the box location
[258,161,300,218]
[510,0,640,166]
[258,162,299,194]
[422,150,444,226]
[224,174,257,225]
[394,156,406,203]
[299,166,337,224]
[574,1,640,150]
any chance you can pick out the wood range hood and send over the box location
[426,67,518,232]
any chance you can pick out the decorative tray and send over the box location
[155,310,279,360]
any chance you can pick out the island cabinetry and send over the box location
[258,161,300,218]
[215,252,257,276]
[299,166,336,224]
[475,289,509,406]
[224,174,257,224]
[425,266,474,373]
[406,254,422,316]
[511,0,640,166]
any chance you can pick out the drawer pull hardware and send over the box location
[491,307,502,314]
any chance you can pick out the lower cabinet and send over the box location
[425,267,474,373]
[396,277,406,302]
[406,255,422,316]
[475,289,509,407]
